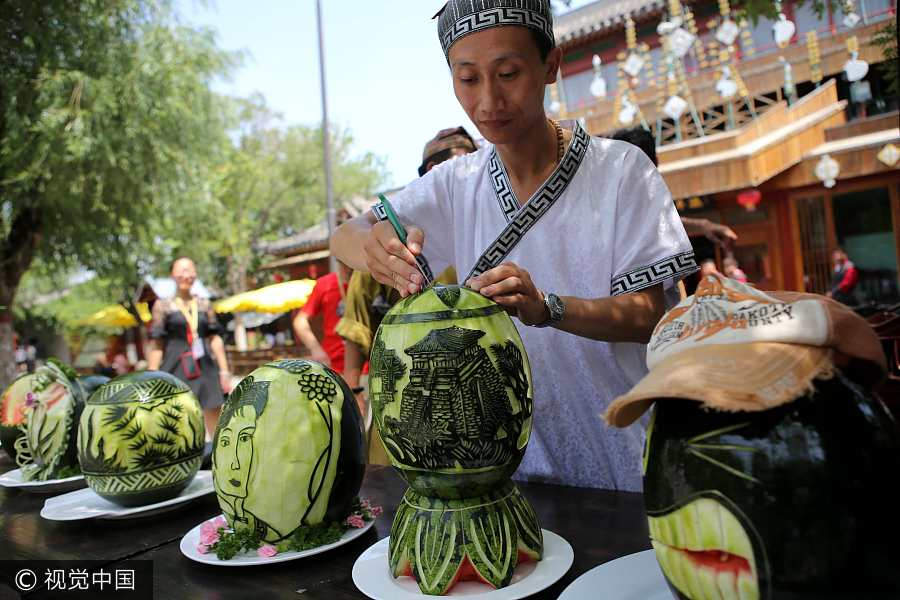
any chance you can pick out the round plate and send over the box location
[40,470,214,521]
[352,529,573,599]
[558,549,670,600]
[180,515,376,566]
[0,468,86,494]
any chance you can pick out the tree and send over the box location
[0,1,236,387]
[189,97,387,296]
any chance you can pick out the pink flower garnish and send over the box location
[197,543,209,555]
[346,514,365,528]
[200,529,220,546]
[257,544,278,558]
[24,393,36,408]
[212,516,228,530]
[359,499,371,509]
[370,505,383,517]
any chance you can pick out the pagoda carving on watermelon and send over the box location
[370,285,541,596]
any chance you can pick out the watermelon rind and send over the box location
[78,371,204,506]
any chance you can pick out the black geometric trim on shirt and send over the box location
[610,251,700,296]
[466,122,590,281]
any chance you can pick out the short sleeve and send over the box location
[301,276,326,318]
[374,159,458,278]
[610,146,697,303]
[149,299,168,340]
[202,299,223,337]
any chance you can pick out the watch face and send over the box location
[547,294,564,321]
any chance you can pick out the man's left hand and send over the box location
[466,262,549,326]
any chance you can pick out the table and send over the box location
[0,459,651,599]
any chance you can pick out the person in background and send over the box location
[25,338,37,373]
[111,353,131,376]
[148,257,232,439]
[14,340,28,374]
[610,127,738,249]
[828,248,859,305]
[700,258,722,278]
[723,256,748,283]
[93,353,116,378]
[337,127,475,464]
[292,260,353,374]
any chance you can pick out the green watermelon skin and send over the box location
[0,373,33,462]
[212,360,365,543]
[389,482,543,595]
[78,371,204,507]
[370,286,534,499]
[644,372,900,600]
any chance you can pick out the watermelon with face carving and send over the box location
[212,360,365,543]
[644,372,900,599]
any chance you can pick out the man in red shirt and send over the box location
[292,261,351,373]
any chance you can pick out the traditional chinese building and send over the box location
[401,326,511,441]
[553,0,899,301]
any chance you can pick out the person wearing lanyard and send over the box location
[148,257,233,439]
[330,0,697,491]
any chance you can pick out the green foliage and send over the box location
[185,97,388,295]
[1,2,237,294]
[737,0,832,23]
[872,17,899,97]
[208,497,379,560]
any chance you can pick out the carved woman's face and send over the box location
[214,407,256,499]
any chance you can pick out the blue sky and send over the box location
[178,0,596,188]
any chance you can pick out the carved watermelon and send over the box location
[212,359,365,543]
[1,373,32,462]
[390,482,543,595]
[370,285,541,595]
[15,359,84,481]
[644,372,900,600]
[78,371,204,506]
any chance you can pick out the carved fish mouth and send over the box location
[648,497,759,600]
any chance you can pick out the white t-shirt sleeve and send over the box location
[379,159,456,278]
[609,144,697,388]
[610,145,697,301]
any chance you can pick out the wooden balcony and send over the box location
[657,80,847,198]
[567,21,888,143]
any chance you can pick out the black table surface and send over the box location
[0,457,651,599]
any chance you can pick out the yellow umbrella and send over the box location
[214,279,316,314]
[78,303,152,329]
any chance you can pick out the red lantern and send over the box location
[737,189,762,212]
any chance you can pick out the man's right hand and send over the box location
[363,220,426,297]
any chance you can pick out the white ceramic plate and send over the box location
[0,468,86,494]
[180,515,376,566]
[559,549,671,600]
[40,470,214,521]
[352,529,573,599]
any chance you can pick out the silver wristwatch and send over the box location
[532,291,564,328]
